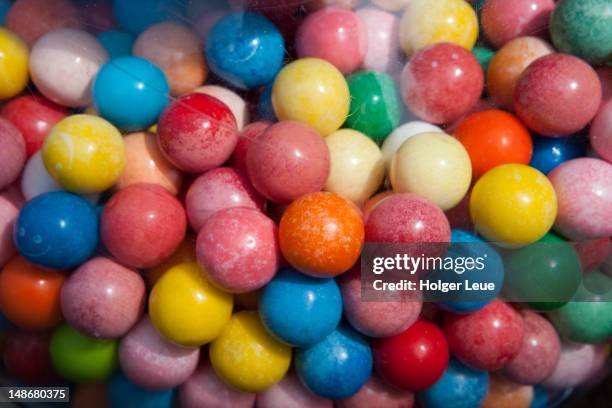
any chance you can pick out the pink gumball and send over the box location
[256,371,332,408]
[186,167,265,232]
[196,208,280,293]
[101,184,187,269]
[596,67,612,104]
[246,121,330,204]
[549,158,612,240]
[231,121,271,175]
[60,257,146,339]
[337,375,415,408]
[119,315,200,390]
[0,193,20,267]
[401,43,483,124]
[542,342,608,390]
[356,7,400,73]
[0,118,26,191]
[590,100,612,163]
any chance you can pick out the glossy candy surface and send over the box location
[355,7,399,73]
[530,134,587,175]
[195,85,250,130]
[381,121,443,169]
[0,27,29,100]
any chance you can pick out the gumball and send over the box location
[1,93,68,157]
[186,167,264,232]
[590,100,612,163]
[399,0,478,57]
[157,92,238,173]
[454,110,532,179]
[50,323,118,383]
[480,376,533,408]
[180,359,256,408]
[374,319,449,392]
[61,257,146,339]
[97,31,135,58]
[514,53,601,136]
[542,342,607,389]
[210,311,291,392]
[355,8,399,73]
[324,129,385,206]
[231,121,271,173]
[120,315,200,389]
[486,37,553,110]
[470,164,557,246]
[0,27,28,101]
[272,58,350,136]
[345,72,401,143]
[0,118,25,191]
[146,235,197,288]
[296,7,367,75]
[417,359,489,408]
[381,121,443,170]
[363,191,394,221]
[337,375,415,408]
[30,29,108,108]
[112,0,186,34]
[530,134,587,175]
[108,374,174,408]
[14,192,99,269]
[93,56,170,131]
[443,300,524,371]
[401,43,483,124]
[101,184,186,268]
[3,330,58,384]
[279,192,364,277]
[390,132,472,210]
[550,0,612,66]
[549,158,612,240]
[0,193,19,267]
[194,85,250,130]
[597,67,612,103]
[257,370,332,408]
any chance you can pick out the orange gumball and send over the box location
[454,110,533,179]
[0,256,65,330]
[279,192,364,278]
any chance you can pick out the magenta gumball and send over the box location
[400,43,483,124]
[590,100,612,163]
[60,257,146,339]
[119,315,200,390]
[256,371,332,408]
[186,167,265,232]
[196,207,280,293]
[337,375,415,408]
[514,53,602,136]
[246,121,330,204]
[0,118,26,191]
[549,158,612,240]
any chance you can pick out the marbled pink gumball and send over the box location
[0,118,26,191]
[401,43,483,124]
[337,375,415,408]
[186,167,265,232]
[180,359,255,408]
[0,193,20,267]
[355,7,399,73]
[60,257,145,339]
[296,7,368,75]
[256,371,332,408]
[502,311,561,385]
[230,121,271,174]
[542,342,608,389]
[514,53,602,136]
[590,100,612,163]
[246,121,330,204]
[481,0,555,48]
[196,208,280,293]
[119,315,200,390]
[548,158,612,240]
[596,68,612,104]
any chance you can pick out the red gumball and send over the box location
[373,319,449,392]
[157,93,238,173]
[230,121,271,174]
[101,184,187,269]
[3,330,59,385]
[443,300,524,371]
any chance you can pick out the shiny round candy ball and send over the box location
[14,192,98,269]
[42,114,126,194]
[470,164,557,246]
[355,7,400,73]
[530,134,586,175]
[195,85,250,130]
[390,132,471,211]
[0,27,29,100]
[590,100,612,163]
[206,12,283,90]
[108,374,174,408]
[273,58,349,136]
[296,324,372,400]
[381,121,443,169]
[210,311,291,392]
[0,118,26,191]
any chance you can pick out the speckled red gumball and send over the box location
[0,118,26,191]
[230,121,271,174]
[337,375,415,408]
[3,330,59,385]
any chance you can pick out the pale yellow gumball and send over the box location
[390,132,471,210]
[324,129,385,206]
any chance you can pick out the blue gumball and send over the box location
[14,192,99,269]
[260,268,342,347]
[206,12,285,90]
[418,359,489,408]
[112,0,186,34]
[530,385,549,408]
[295,323,372,400]
[529,134,586,175]
[97,31,135,59]
[108,373,174,408]
[0,0,11,25]
[93,56,169,132]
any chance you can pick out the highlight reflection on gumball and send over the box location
[381,121,443,170]
[101,184,187,269]
[194,85,250,131]
[542,342,607,389]
[355,8,399,73]
[0,193,20,267]
[590,100,612,163]
[0,118,26,191]
[120,315,200,390]
[337,374,415,408]
[257,371,332,408]
[0,27,29,100]
[61,257,146,339]
[186,167,264,231]
[3,330,58,385]
[480,376,533,408]
[108,374,174,408]
[529,134,587,175]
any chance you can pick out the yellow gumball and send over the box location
[399,0,478,56]
[272,58,349,136]
[390,132,471,210]
[210,310,291,392]
[470,164,557,247]
[325,129,385,206]
[0,28,29,100]
[149,262,233,347]
[42,114,126,194]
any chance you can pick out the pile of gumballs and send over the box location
[0,0,611,407]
